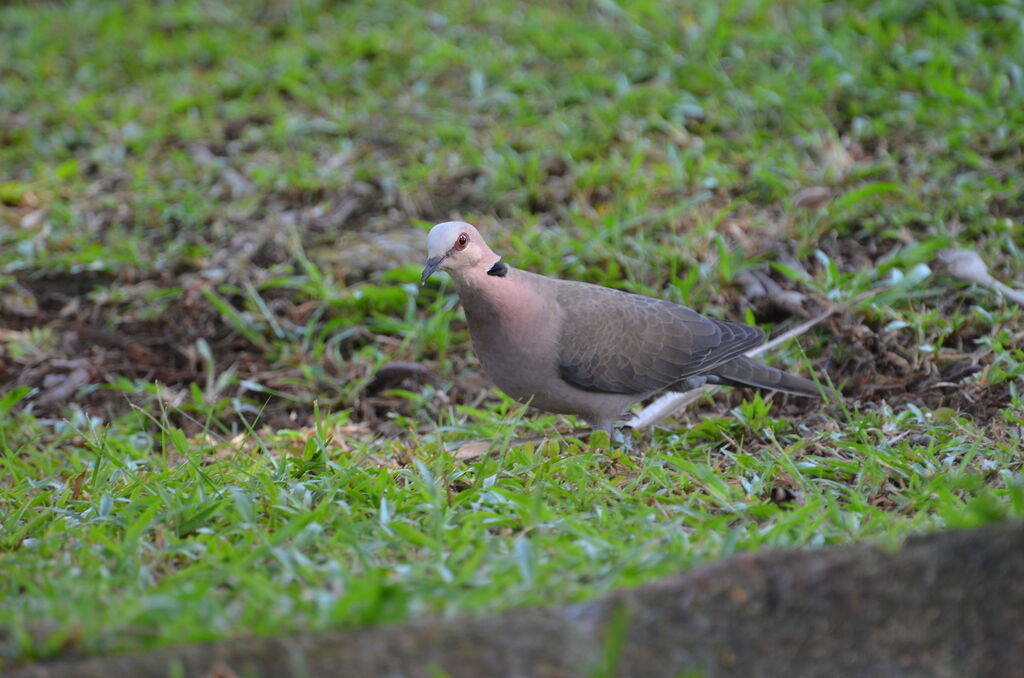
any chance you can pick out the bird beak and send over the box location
[421,256,444,285]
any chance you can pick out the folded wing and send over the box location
[556,282,764,395]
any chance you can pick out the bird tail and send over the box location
[708,356,820,398]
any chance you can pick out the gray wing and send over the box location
[556,281,764,395]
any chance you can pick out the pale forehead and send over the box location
[427,221,475,252]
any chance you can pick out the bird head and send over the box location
[421,221,498,284]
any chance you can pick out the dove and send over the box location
[421,221,820,435]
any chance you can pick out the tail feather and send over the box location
[707,355,820,398]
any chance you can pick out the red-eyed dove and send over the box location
[422,222,820,434]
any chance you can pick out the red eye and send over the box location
[454,233,469,250]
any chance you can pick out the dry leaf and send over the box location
[793,186,831,209]
[453,441,497,461]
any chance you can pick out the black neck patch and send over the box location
[486,261,509,277]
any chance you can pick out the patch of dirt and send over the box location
[821,308,1019,421]
[0,272,501,435]
[682,234,1020,430]
[1,277,290,428]
[0,163,515,431]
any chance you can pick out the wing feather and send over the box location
[556,281,763,394]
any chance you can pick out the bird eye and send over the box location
[454,233,469,250]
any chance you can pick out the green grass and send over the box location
[2,0,1024,668]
